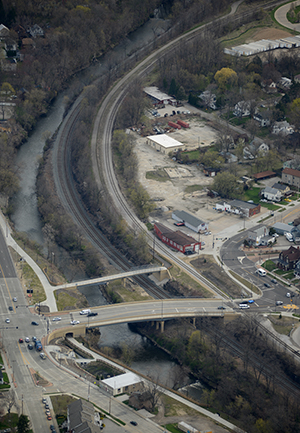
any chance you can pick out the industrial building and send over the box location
[146,134,184,154]
[143,86,177,107]
[154,222,201,254]
[225,35,300,56]
[172,210,208,233]
[272,222,293,236]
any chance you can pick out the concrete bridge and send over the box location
[54,266,170,290]
[47,298,237,340]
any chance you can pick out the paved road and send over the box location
[275,0,300,31]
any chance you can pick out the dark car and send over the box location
[28,344,33,350]
[271,279,277,284]
[130,421,138,426]
[264,283,271,288]
[31,321,39,326]
[87,312,98,317]
[45,404,50,409]
[217,306,226,310]
[8,306,13,311]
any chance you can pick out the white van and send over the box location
[80,309,91,315]
[256,268,266,277]
[285,232,293,242]
[239,304,250,309]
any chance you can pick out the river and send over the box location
[11,14,203,401]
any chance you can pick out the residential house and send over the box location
[282,167,300,188]
[253,112,271,127]
[199,90,217,110]
[203,167,219,177]
[248,226,269,246]
[277,246,300,270]
[277,77,292,90]
[272,182,290,196]
[261,186,282,202]
[67,398,102,433]
[233,101,250,117]
[27,24,44,38]
[272,121,294,136]
[243,141,269,160]
[0,24,9,40]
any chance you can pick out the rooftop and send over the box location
[155,222,199,246]
[147,134,183,149]
[102,372,141,389]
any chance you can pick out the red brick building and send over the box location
[154,222,201,254]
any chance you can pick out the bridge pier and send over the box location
[155,321,164,332]
[192,317,196,328]
[153,267,171,282]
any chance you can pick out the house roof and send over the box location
[280,246,300,261]
[272,182,288,191]
[252,170,276,179]
[173,210,206,227]
[68,399,98,433]
[155,222,198,246]
[249,226,268,237]
[263,186,280,195]
[282,167,300,178]
[102,372,141,389]
[144,86,173,102]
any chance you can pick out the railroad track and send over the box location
[202,319,300,397]
[53,0,285,301]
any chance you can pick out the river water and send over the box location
[11,15,203,400]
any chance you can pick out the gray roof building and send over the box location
[68,399,101,433]
[172,210,208,233]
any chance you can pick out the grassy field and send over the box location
[54,288,89,311]
[146,168,170,182]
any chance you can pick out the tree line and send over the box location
[134,316,300,432]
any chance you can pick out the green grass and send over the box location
[262,260,277,271]
[230,116,249,126]
[165,424,183,433]
[229,271,260,295]
[0,413,18,429]
[287,5,300,23]
[185,185,203,193]
[22,263,46,304]
[261,202,281,211]
[274,268,288,275]
[146,168,170,182]
[243,187,262,203]
[51,394,77,417]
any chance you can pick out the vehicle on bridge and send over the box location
[80,309,91,315]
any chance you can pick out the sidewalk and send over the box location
[0,211,58,312]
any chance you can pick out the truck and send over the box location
[35,340,43,351]
[177,119,189,128]
[80,309,91,315]
[168,121,181,129]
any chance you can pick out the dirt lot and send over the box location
[133,106,269,239]
[248,27,293,42]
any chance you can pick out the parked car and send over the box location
[19,338,24,343]
[174,221,184,226]
[31,321,39,326]
[5,318,10,323]
[32,336,37,341]
[25,337,30,343]
[8,306,13,311]
[13,297,17,302]
[28,344,33,350]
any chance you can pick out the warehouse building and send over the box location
[146,134,184,154]
[143,86,177,107]
[154,222,201,254]
[272,222,293,236]
[172,210,208,232]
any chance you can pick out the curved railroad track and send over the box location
[53,0,285,301]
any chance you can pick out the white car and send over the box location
[286,292,291,298]
[13,297,17,302]
[239,304,250,309]
[70,320,80,325]
[52,317,61,322]
[5,318,10,323]
[25,337,30,343]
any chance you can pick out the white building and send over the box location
[100,372,143,396]
[146,134,184,154]
[261,186,282,202]
[248,226,269,246]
